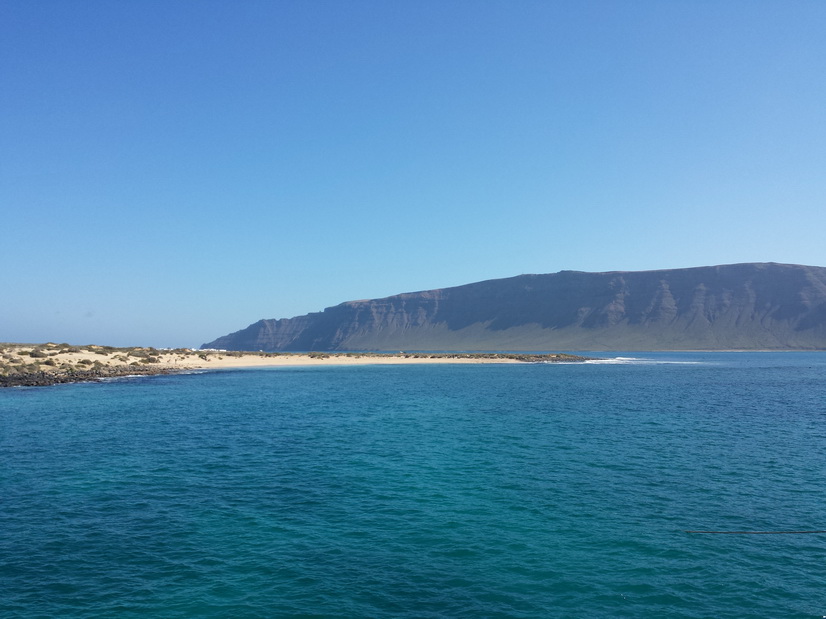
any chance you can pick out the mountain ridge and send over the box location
[202,263,826,351]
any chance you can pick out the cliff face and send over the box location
[202,263,826,351]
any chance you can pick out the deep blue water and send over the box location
[2,352,826,618]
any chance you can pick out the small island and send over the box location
[0,343,593,388]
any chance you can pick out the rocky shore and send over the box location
[0,343,592,388]
[0,365,181,388]
[0,343,195,388]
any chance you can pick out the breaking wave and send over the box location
[584,356,706,365]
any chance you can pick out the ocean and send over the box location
[2,352,825,618]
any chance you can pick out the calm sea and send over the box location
[2,353,825,618]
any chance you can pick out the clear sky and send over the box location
[2,1,825,348]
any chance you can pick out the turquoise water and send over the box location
[2,353,825,618]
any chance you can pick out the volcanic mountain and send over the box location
[202,263,826,351]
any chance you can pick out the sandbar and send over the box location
[1,343,590,387]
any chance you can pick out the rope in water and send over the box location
[685,530,826,534]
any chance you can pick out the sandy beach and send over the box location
[0,343,589,387]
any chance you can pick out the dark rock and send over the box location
[0,366,177,388]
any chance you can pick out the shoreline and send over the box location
[0,343,592,388]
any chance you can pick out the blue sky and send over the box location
[2,1,825,348]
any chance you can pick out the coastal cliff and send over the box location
[203,263,826,351]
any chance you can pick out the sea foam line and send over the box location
[584,357,705,365]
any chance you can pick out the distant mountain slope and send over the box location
[202,263,826,351]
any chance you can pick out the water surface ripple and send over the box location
[2,353,825,617]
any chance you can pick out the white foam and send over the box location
[584,356,705,365]
[584,357,640,364]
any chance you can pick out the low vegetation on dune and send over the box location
[0,343,198,387]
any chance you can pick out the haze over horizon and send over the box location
[3,1,825,348]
